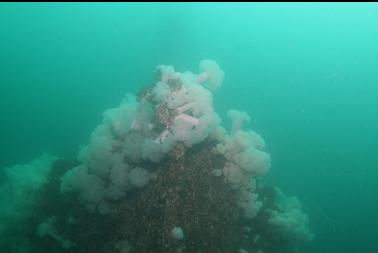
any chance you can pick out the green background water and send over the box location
[1,3,377,252]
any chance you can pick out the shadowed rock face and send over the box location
[116,141,241,253]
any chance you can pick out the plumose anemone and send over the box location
[0,60,313,253]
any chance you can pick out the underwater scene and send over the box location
[0,2,377,253]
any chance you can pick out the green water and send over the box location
[1,3,378,252]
